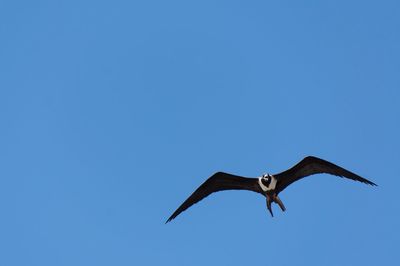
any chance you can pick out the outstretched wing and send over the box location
[275,156,377,193]
[166,172,262,223]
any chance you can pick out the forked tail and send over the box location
[266,197,274,217]
[274,194,286,212]
[266,194,286,217]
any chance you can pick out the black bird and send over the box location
[166,156,377,223]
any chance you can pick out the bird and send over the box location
[166,156,377,223]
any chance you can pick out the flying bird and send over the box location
[166,156,376,223]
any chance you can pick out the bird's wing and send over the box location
[166,172,262,223]
[274,156,377,193]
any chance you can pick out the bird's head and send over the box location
[262,173,272,182]
[261,174,273,187]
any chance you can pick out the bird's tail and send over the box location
[266,197,274,217]
[274,195,286,212]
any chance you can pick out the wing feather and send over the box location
[166,172,262,223]
[275,156,377,193]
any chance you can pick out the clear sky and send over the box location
[1,0,399,265]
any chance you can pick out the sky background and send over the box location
[1,0,399,265]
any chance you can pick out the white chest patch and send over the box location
[258,176,277,192]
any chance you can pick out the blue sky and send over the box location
[1,0,399,265]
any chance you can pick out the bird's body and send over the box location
[166,156,377,223]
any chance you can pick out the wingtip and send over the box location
[364,178,378,186]
[165,215,176,224]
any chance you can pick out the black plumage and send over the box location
[166,172,262,223]
[166,156,376,223]
[274,156,376,193]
